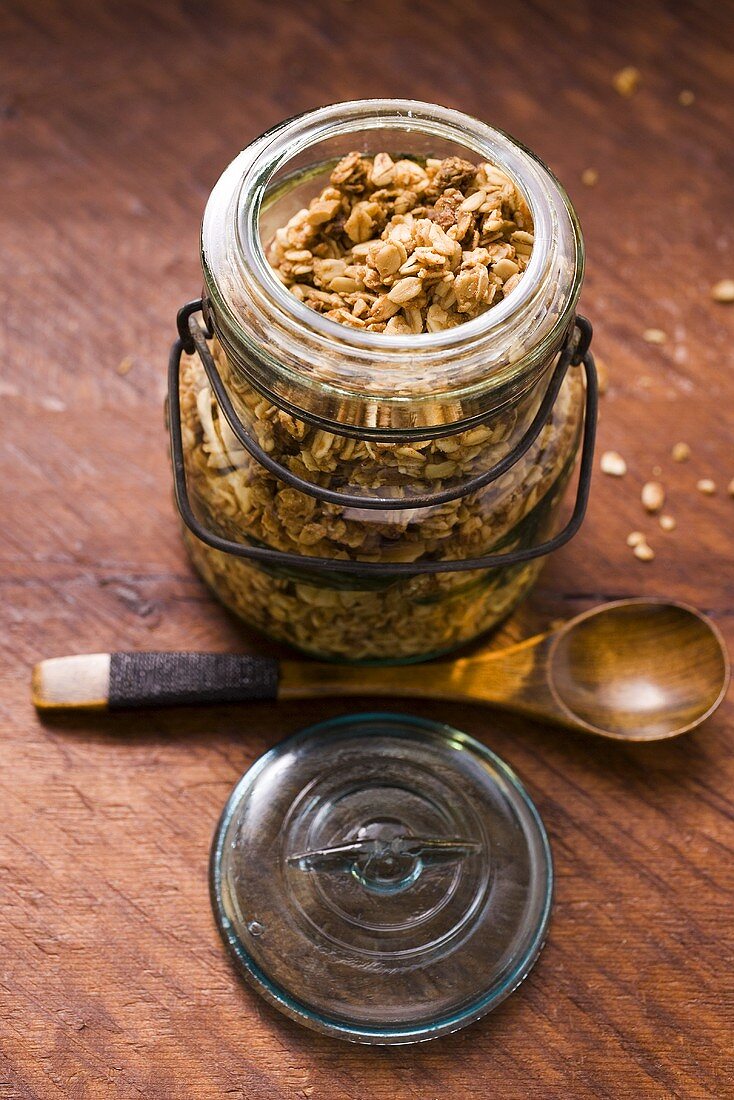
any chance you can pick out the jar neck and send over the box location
[201,100,584,436]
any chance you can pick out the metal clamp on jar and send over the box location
[167,100,597,663]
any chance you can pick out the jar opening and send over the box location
[240,102,551,353]
[201,100,583,431]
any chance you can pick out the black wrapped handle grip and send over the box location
[32,652,280,710]
[108,653,279,707]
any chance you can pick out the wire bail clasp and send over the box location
[168,302,597,577]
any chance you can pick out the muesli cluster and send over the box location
[268,152,534,335]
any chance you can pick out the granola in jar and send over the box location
[170,102,591,662]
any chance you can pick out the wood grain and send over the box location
[1,0,732,1096]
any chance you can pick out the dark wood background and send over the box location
[1,1,733,1096]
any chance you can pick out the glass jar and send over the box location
[168,100,596,664]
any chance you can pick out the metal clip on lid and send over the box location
[288,821,481,894]
[168,302,597,577]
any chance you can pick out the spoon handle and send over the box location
[32,637,559,721]
[279,633,561,719]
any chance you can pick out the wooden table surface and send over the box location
[2,1,733,1096]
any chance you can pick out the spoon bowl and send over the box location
[547,599,730,740]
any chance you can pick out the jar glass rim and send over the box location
[201,99,584,429]
[234,99,563,354]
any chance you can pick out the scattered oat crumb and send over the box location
[57,1010,86,1031]
[634,541,655,562]
[601,450,627,476]
[678,89,695,106]
[627,531,645,547]
[652,465,662,478]
[711,279,734,304]
[117,356,134,375]
[643,328,667,344]
[672,441,691,462]
[659,514,676,531]
[595,356,609,395]
[41,396,66,412]
[642,481,665,513]
[697,478,716,495]
[581,168,598,187]
[613,66,641,97]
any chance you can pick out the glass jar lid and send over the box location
[210,712,553,1044]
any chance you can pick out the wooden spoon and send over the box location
[32,599,729,741]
